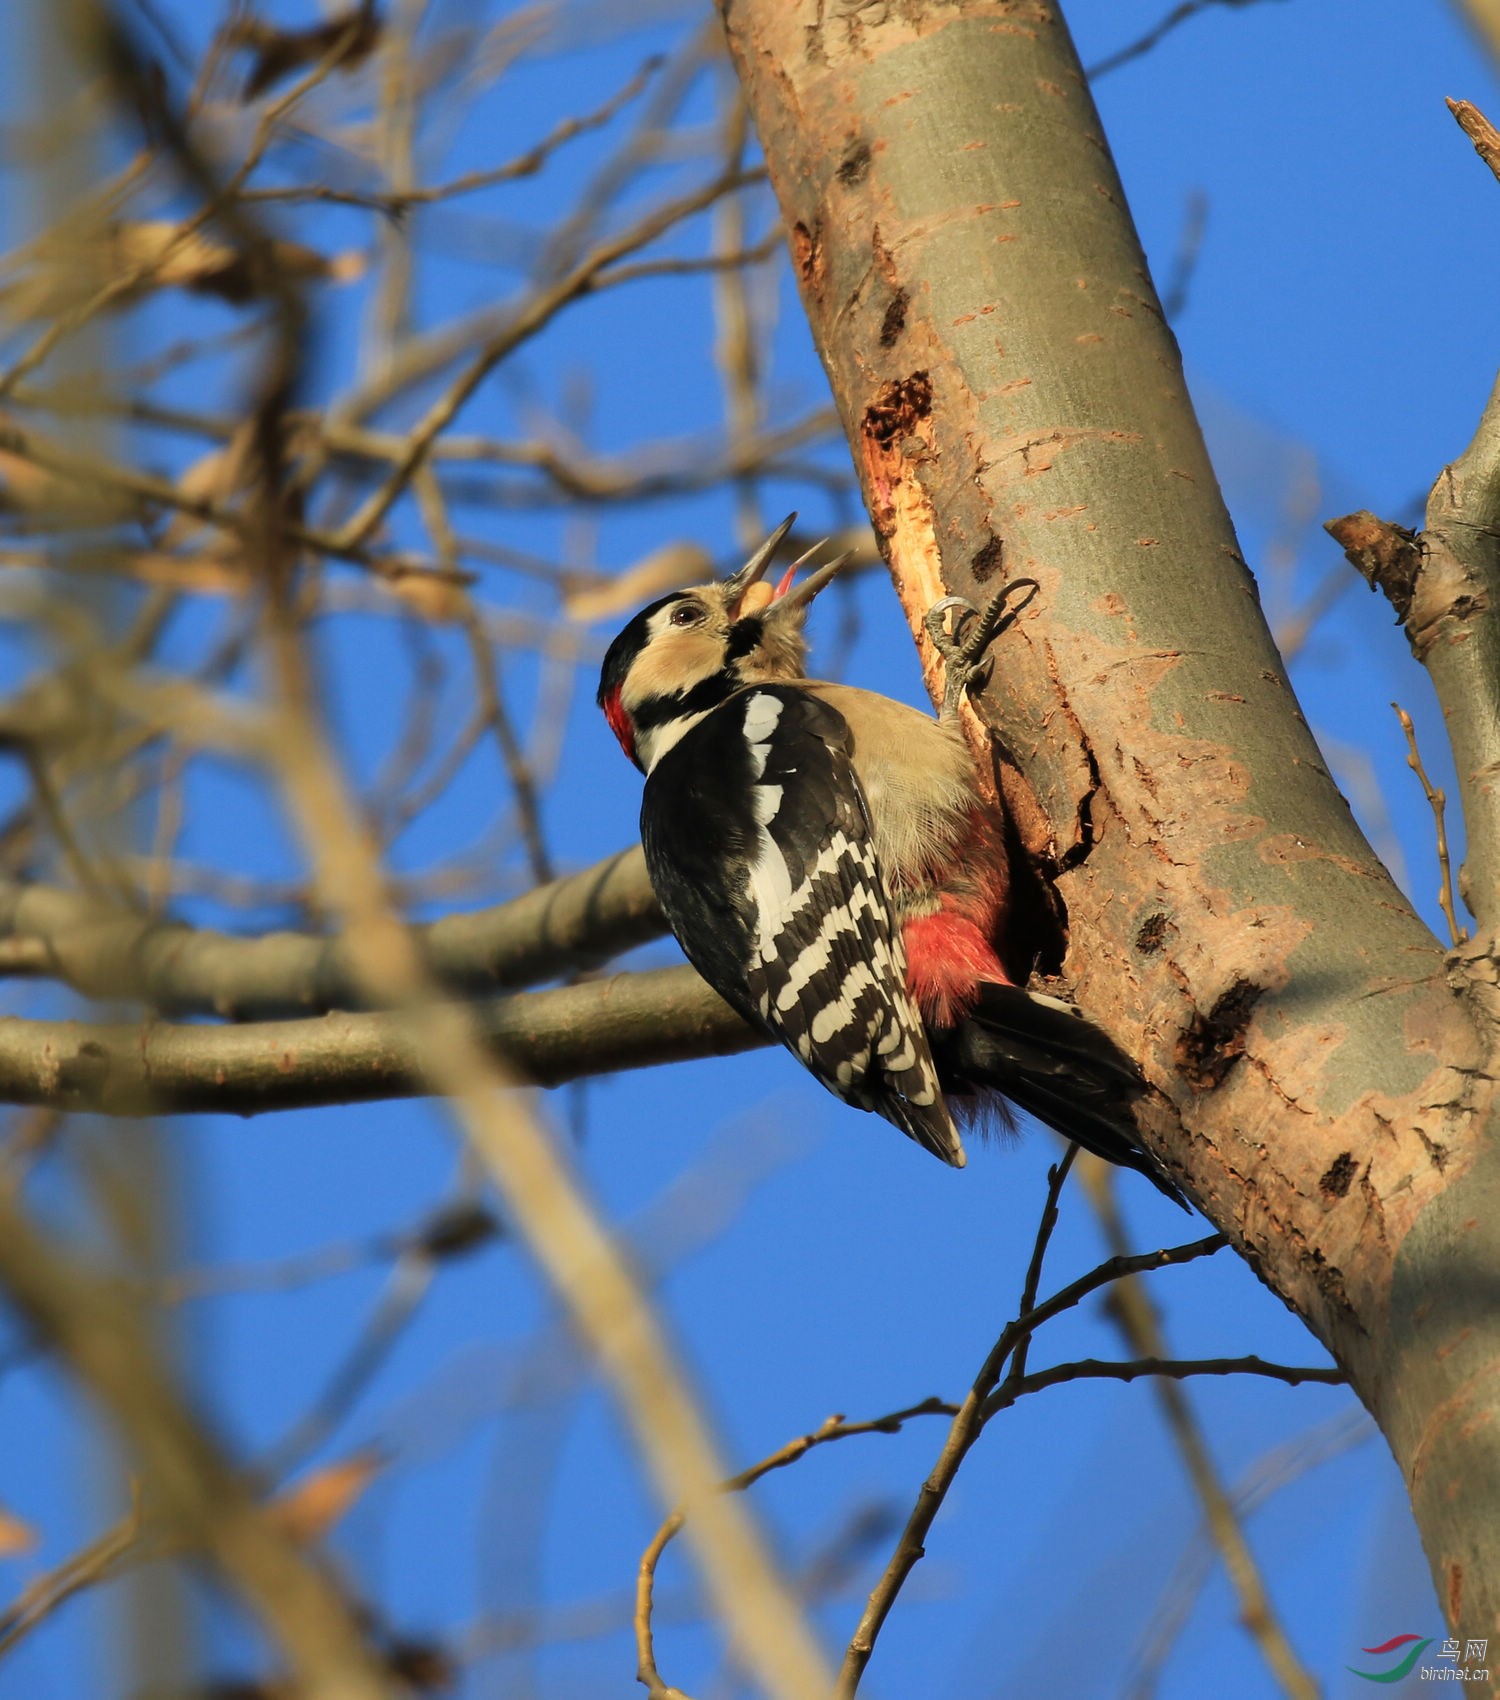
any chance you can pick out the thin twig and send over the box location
[332,164,768,550]
[1393,702,1467,946]
[0,17,368,399]
[591,230,783,291]
[634,1398,954,1698]
[1081,1159,1321,1700]
[838,1199,1225,1697]
[1160,187,1208,321]
[1128,1404,1372,1696]
[712,75,766,551]
[241,53,663,211]
[260,443,833,1700]
[0,1187,393,1694]
[999,1357,1346,1398]
[0,1489,145,1659]
[1087,0,1283,81]
[836,1151,1076,1698]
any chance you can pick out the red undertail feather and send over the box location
[903,905,1012,1029]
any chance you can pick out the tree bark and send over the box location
[721,0,1500,1660]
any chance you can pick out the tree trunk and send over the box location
[721,0,1500,1661]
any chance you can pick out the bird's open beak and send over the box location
[764,548,851,616]
[721,513,796,616]
[722,513,850,620]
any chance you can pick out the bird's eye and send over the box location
[669,602,703,628]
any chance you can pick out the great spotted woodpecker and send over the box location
[597,516,1185,1204]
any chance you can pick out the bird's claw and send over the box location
[925,579,1037,720]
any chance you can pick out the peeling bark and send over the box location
[722,0,1500,1655]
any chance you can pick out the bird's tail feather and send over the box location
[933,984,1188,1207]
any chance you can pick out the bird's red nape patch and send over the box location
[602,686,636,763]
[904,907,1011,1028]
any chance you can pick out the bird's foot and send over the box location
[924,576,1038,720]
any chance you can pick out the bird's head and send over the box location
[596,515,847,772]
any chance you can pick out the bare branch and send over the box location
[0,1494,142,1660]
[1087,0,1286,81]
[332,164,768,551]
[0,964,759,1116]
[0,847,665,1017]
[0,1187,393,1697]
[240,52,665,210]
[1081,1159,1320,1700]
[836,1156,1075,1699]
[635,1399,954,1700]
[1000,1357,1346,1399]
[255,477,832,1698]
[1321,104,1500,939]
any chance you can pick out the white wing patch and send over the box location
[727,686,956,1161]
[742,692,796,952]
[742,691,783,777]
[753,784,783,826]
[748,838,794,956]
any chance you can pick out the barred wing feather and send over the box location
[641,685,964,1167]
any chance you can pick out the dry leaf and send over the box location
[0,1500,39,1558]
[108,222,358,303]
[387,571,471,623]
[0,416,139,522]
[235,4,384,103]
[386,1638,457,1693]
[1,222,364,322]
[267,1447,386,1543]
[415,1200,501,1260]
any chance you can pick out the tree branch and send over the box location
[994,1356,1346,1404]
[1420,357,1500,936]
[0,1186,393,1698]
[0,847,667,1017]
[1080,1159,1319,1700]
[0,965,760,1116]
[1324,102,1500,936]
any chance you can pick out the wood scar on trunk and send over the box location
[860,371,950,703]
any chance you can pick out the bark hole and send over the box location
[1176,979,1263,1090]
[861,371,933,450]
[790,220,824,300]
[971,534,1006,583]
[1135,912,1173,955]
[879,288,909,347]
[836,139,871,184]
[1319,1151,1357,1199]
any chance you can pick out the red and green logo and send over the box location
[1348,1634,1433,1683]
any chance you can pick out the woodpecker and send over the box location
[597,516,1185,1204]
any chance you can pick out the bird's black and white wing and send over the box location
[640,685,963,1165]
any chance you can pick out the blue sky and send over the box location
[2,2,1499,1697]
